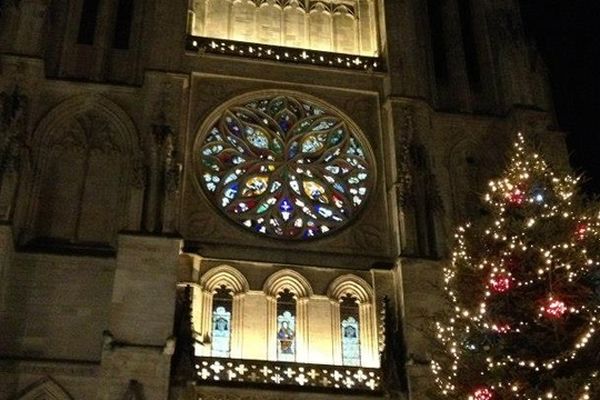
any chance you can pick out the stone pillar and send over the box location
[439,0,472,111]
[384,97,445,258]
[97,234,181,400]
[381,0,430,99]
[399,258,445,400]
[0,225,14,313]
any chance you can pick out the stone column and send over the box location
[0,225,14,313]
[97,234,181,400]
[381,0,430,99]
[399,258,446,400]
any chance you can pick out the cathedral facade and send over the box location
[0,0,567,399]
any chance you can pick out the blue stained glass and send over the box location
[279,117,290,132]
[303,229,315,238]
[288,142,299,158]
[279,198,293,212]
[224,183,239,199]
[316,205,333,218]
[212,306,232,358]
[226,117,241,135]
[277,310,296,361]
[341,316,360,366]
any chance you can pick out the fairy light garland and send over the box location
[431,133,600,399]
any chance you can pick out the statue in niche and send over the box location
[278,320,294,354]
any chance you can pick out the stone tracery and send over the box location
[196,93,374,240]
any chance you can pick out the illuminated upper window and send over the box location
[195,93,374,240]
[188,0,378,57]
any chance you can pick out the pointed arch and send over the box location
[200,264,250,294]
[17,93,144,246]
[263,268,313,299]
[327,274,378,368]
[327,274,373,303]
[196,265,250,358]
[31,93,140,159]
[16,377,73,400]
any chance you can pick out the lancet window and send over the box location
[188,0,378,57]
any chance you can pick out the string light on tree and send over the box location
[431,133,600,399]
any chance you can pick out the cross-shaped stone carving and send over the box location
[260,366,272,376]
[319,376,331,387]
[366,378,377,390]
[331,370,344,381]
[210,361,224,374]
[283,367,296,378]
[353,369,367,382]
[271,373,284,384]
[248,372,259,382]
[199,368,211,379]
[295,374,308,386]
[235,364,248,375]
[307,369,319,380]
[227,370,237,380]
[342,377,355,388]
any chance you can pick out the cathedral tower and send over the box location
[0,1,566,399]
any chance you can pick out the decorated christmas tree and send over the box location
[431,133,600,399]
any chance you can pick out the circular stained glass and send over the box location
[196,94,374,239]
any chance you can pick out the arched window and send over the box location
[276,288,297,361]
[340,293,361,366]
[263,268,312,362]
[196,265,249,358]
[211,285,233,357]
[327,274,378,367]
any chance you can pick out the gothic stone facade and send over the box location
[0,1,568,399]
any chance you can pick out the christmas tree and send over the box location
[431,133,600,399]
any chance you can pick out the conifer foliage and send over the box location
[431,133,600,399]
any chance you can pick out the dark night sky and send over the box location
[520,1,600,194]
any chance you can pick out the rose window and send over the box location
[196,94,374,239]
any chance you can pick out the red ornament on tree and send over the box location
[507,188,525,205]
[472,387,494,400]
[542,298,567,318]
[490,274,511,293]
[575,223,588,240]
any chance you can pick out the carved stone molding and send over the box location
[12,376,75,400]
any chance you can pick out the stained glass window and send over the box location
[276,289,296,361]
[196,94,374,240]
[211,285,233,357]
[340,294,361,366]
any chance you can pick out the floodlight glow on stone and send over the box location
[197,94,373,239]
